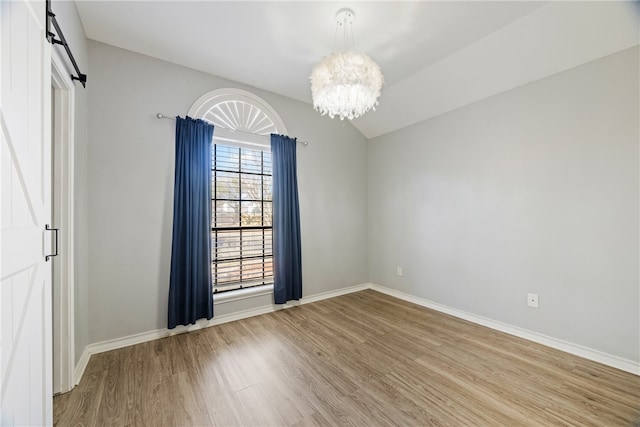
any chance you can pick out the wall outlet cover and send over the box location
[527,293,539,308]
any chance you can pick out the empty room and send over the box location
[2,0,639,426]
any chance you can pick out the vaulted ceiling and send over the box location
[75,1,639,139]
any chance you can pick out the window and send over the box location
[187,88,288,294]
[212,144,272,293]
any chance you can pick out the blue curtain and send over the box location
[271,134,302,304]
[168,117,214,329]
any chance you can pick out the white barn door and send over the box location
[1,0,53,425]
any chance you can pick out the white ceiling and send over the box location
[75,1,639,139]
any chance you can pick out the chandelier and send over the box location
[310,8,384,121]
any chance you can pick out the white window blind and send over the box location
[212,144,273,293]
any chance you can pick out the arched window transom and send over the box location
[188,88,287,148]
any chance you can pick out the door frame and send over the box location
[51,47,75,394]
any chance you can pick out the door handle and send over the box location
[45,224,59,261]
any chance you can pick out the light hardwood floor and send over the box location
[54,290,640,426]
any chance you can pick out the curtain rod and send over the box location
[156,113,309,146]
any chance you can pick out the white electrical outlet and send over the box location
[527,293,539,308]
[397,267,403,276]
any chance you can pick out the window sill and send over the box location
[213,284,273,304]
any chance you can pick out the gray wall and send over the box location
[368,47,639,362]
[61,7,638,365]
[49,0,90,366]
[87,41,368,344]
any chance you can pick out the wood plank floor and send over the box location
[54,290,640,426]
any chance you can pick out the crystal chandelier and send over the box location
[310,8,384,121]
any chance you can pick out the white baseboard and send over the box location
[369,284,640,376]
[73,346,90,386]
[72,281,638,387]
[72,283,371,384]
[295,282,371,305]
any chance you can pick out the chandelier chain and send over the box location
[334,10,356,53]
[349,17,356,51]
[343,15,348,50]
